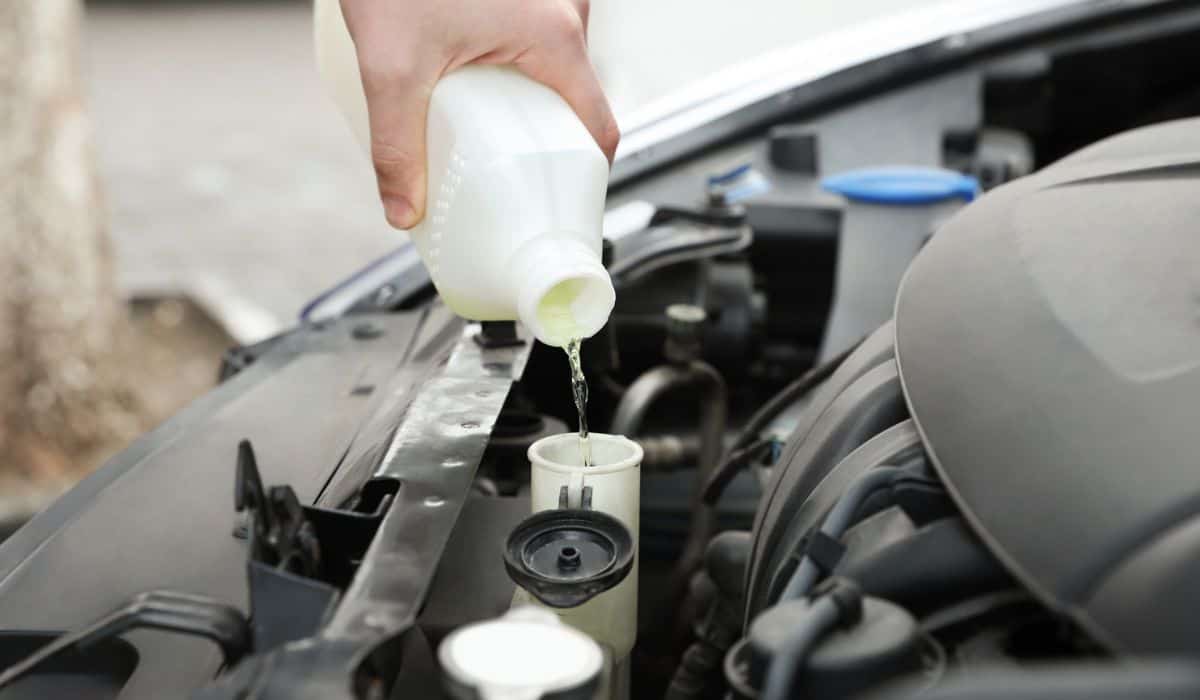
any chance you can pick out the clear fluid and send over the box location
[537,282,593,467]
[565,338,591,467]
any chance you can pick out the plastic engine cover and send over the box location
[894,118,1200,655]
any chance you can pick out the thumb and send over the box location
[358,57,440,229]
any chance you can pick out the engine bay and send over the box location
[1,2,1200,698]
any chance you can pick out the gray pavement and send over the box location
[84,2,399,342]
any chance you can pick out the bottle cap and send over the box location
[439,607,604,700]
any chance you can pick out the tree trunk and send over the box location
[0,0,141,480]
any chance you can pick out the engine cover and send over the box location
[895,118,1200,655]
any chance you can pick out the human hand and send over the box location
[338,0,620,229]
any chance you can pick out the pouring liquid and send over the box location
[565,338,591,467]
[537,283,593,467]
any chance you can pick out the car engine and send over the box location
[0,2,1199,699]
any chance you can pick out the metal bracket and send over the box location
[235,440,321,578]
[196,323,528,699]
[234,441,406,655]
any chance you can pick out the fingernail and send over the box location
[383,196,415,229]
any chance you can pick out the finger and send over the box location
[571,0,591,29]
[515,24,620,163]
[356,47,442,229]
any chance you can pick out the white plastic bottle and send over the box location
[314,0,615,347]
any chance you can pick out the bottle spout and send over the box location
[514,236,615,348]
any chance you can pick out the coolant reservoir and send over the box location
[314,0,615,346]
[521,434,642,662]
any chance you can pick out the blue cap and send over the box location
[707,163,771,203]
[822,167,979,206]
[707,163,754,186]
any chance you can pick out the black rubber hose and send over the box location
[700,438,772,504]
[779,466,905,601]
[839,518,1013,614]
[702,343,858,505]
[760,596,842,700]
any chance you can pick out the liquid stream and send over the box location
[537,284,593,468]
[565,338,591,467]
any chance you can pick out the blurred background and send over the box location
[89,0,912,338]
[89,1,395,342]
[0,0,922,516]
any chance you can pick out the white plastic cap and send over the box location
[439,606,604,700]
[513,235,615,348]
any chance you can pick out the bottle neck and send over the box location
[512,235,614,347]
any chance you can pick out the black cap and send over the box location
[505,509,634,608]
[747,596,922,697]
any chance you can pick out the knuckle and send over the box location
[600,118,621,154]
[371,140,416,180]
[574,0,591,23]
[538,2,586,44]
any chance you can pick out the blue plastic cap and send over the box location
[707,162,771,203]
[822,167,979,206]
[707,163,754,186]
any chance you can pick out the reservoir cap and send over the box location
[822,167,979,206]
[505,509,634,608]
